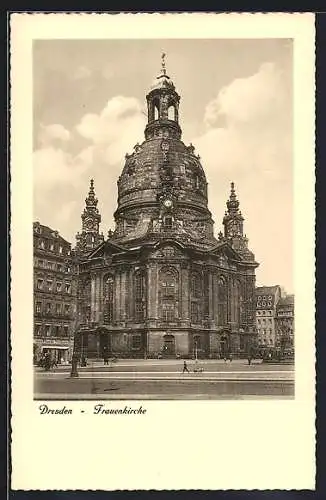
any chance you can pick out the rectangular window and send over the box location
[63,326,69,336]
[37,279,43,290]
[59,246,63,254]
[39,240,45,249]
[56,282,62,292]
[38,259,44,268]
[131,335,142,349]
[162,282,175,298]
[65,283,71,294]
[46,302,51,314]
[35,302,41,313]
[45,325,51,337]
[164,216,173,229]
[50,243,54,251]
[53,325,60,337]
[64,304,70,315]
[162,303,174,322]
[47,280,53,291]
[56,303,62,315]
[135,302,144,322]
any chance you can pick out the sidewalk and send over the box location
[35,358,265,372]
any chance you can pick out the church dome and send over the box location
[112,55,217,247]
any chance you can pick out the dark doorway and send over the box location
[99,331,111,358]
[220,332,231,357]
[162,334,175,357]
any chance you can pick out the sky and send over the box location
[33,38,293,293]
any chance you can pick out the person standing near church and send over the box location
[182,360,190,373]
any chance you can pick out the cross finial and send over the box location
[161,52,166,75]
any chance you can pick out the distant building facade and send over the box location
[33,222,76,364]
[255,286,282,347]
[275,294,295,350]
[71,60,259,360]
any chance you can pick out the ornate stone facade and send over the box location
[73,59,259,359]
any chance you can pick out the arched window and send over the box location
[159,268,178,322]
[168,105,175,120]
[103,275,114,324]
[191,272,202,299]
[135,271,145,322]
[217,276,227,326]
[154,103,159,120]
[191,272,202,323]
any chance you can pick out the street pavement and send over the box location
[34,359,294,400]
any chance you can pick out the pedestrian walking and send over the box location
[182,360,190,373]
[248,356,252,365]
[104,355,109,366]
[229,353,233,363]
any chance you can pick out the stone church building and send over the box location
[73,59,258,359]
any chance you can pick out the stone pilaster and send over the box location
[147,264,158,321]
[90,273,96,322]
[115,270,121,323]
[181,265,189,321]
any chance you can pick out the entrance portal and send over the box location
[99,331,111,358]
[162,334,175,357]
[220,331,231,357]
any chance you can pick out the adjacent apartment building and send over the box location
[255,285,282,347]
[275,294,295,350]
[33,222,76,364]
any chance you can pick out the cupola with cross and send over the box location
[144,53,181,141]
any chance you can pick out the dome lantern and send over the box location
[144,53,181,140]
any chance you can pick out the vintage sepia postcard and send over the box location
[10,12,315,490]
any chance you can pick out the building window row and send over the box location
[37,239,70,255]
[36,259,72,273]
[36,278,71,294]
[257,318,273,325]
[35,301,72,316]
[257,310,273,316]
[34,324,70,337]
[257,301,272,307]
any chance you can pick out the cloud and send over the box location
[192,62,293,290]
[204,62,286,127]
[34,96,146,242]
[76,95,146,164]
[37,123,70,147]
[73,65,92,80]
